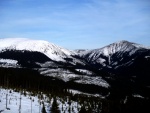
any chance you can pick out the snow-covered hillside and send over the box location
[80,40,150,70]
[0,88,80,113]
[0,59,19,67]
[38,68,109,88]
[0,38,76,62]
[81,40,149,59]
[0,88,40,113]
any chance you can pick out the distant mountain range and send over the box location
[74,49,88,54]
[0,38,150,98]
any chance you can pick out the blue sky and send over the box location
[0,0,150,49]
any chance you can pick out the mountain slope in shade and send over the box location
[0,38,76,62]
[80,40,150,73]
[78,40,150,99]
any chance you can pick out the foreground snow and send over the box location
[0,88,80,113]
[0,88,40,113]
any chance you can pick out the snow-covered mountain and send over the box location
[0,39,150,107]
[1,38,150,73]
[76,41,150,100]
[80,40,150,73]
[0,38,76,62]
[80,40,150,60]
[74,49,88,54]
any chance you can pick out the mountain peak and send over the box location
[116,40,130,44]
[80,40,150,65]
[112,40,134,47]
[114,40,150,49]
[0,38,75,61]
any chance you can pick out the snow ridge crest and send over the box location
[0,38,76,61]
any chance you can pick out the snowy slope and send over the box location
[81,40,149,58]
[38,68,109,88]
[0,88,80,113]
[0,88,40,113]
[0,38,76,62]
[0,59,19,67]
[80,40,150,69]
[0,59,18,64]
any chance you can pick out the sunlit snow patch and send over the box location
[0,59,18,67]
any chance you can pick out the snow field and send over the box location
[0,88,81,113]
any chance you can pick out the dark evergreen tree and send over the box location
[51,97,60,113]
[42,103,46,113]
[79,106,87,113]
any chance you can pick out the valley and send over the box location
[0,38,150,113]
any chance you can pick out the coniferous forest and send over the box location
[1,0,150,112]
[0,67,149,113]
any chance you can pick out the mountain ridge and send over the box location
[0,38,150,72]
[0,38,150,100]
[0,38,76,62]
[79,40,150,71]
